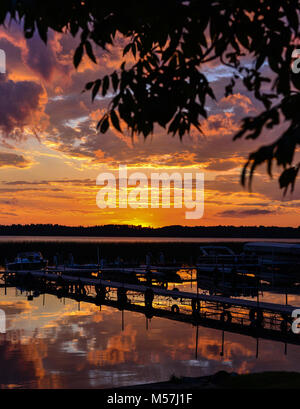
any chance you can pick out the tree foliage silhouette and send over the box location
[1,0,300,192]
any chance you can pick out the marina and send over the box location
[1,259,300,346]
[1,240,300,388]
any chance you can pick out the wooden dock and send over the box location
[4,269,296,314]
[2,268,300,347]
[1,269,299,343]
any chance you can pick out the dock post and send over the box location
[220,330,225,357]
[97,247,100,275]
[122,309,124,331]
[195,324,199,360]
[222,264,224,287]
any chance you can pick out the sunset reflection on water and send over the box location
[0,286,300,389]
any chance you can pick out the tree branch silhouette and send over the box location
[1,0,300,192]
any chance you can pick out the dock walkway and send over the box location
[3,269,298,316]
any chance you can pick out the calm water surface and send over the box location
[1,281,300,389]
[0,236,299,243]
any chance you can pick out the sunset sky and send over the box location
[0,23,299,227]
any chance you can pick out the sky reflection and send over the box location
[0,287,300,389]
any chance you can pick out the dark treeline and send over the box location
[0,241,223,266]
[0,224,299,238]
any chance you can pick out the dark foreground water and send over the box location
[1,283,300,389]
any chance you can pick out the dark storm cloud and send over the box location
[0,76,44,136]
[26,35,54,80]
[25,33,71,81]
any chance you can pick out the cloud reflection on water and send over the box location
[0,288,299,388]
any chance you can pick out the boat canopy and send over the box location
[199,246,235,256]
[243,242,300,256]
[17,252,43,258]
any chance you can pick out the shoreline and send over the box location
[121,371,300,389]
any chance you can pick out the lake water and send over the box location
[1,280,300,389]
[0,236,299,243]
[0,236,300,388]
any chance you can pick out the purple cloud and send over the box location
[0,76,44,137]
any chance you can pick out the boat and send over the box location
[243,242,300,279]
[196,242,300,280]
[198,245,237,264]
[196,245,258,272]
[243,242,300,264]
[6,252,48,271]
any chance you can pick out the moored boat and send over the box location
[6,252,48,271]
[243,242,300,265]
[196,245,258,271]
